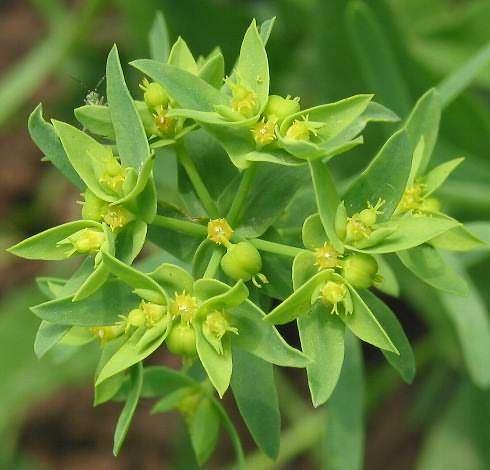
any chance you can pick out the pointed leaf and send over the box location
[149,11,170,62]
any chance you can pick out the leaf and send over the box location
[264,270,333,325]
[106,45,150,169]
[346,1,411,116]
[189,397,221,465]
[168,37,198,74]
[51,120,117,202]
[358,215,459,254]
[259,17,276,45]
[28,104,84,189]
[430,225,484,252]
[359,290,415,383]
[113,362,143,456]
[7,220,100,260]
[130,60,228,112]
[375,256,400,297]
[325,333,365,470]
[96,320,169,385]
[398,245,468,296]
[232,300,309,367]
[74,104,115,139]
[101,251,166,300]
[149,11,170,62]
[195,326,232,397]
[72,261,109,301]
[437,40,490,107]
[301,213,326,250]
[343,128,411,221]
[31,280,138,326]
[424,158,464,196]
[298,303,345,407]
[231,348,280,459]
[150,263,194,295]
[34,321,70,358]
[198,49,225,88]
[115,220,148,264]
[151,387,191,414]
[235,20,269,108]
[438,254,490,388]
[308,159,343,251]
[36,276,66,299]
[342,286,398,353]
[292,250,318,289]
[197,279,249,313]
[403,89,441,177]
[141,365,197,398]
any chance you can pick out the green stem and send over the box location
[203,248,223,279]
[250,238,304,258]
[175,141,220,218]
[226,163,257,226]
[151,214,207,237]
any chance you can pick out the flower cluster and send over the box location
[8,16,481,464]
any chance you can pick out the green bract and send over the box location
[6,12,483,466]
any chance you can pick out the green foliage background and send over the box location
[0,0,489,468]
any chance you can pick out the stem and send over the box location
[151,214,207,237]
[250,239,304,258]
[226,163,257,226]
[203,248,223,279]
[175,140,220,218]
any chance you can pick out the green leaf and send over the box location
[94,372,126,406]
[34,321,70,358]
[375,256,400,297]
[31,280,138,326]
[398,245,469,296]
[301,213,326,250]
[342,286,398,353]
[344,128,411,221]
[430,224,484,252]
[28,104,84,189]
[437,40,490,107]
[309,159,343,252]
[438,254,490,388]
[7,220,100,260]
[106,45,150,169]
[74,104,115,139]
[189,397,221,465]
[36,276,66,299]
[115,220,148,264]
[195,326,232,397]
[101,251,166,301]
[150,263,194,296]
[131,60,228,112]
[96,320,169,385]
[292,250,318,290]
[358,215,459,254]
[298,303,345,407]
[168,37,198,74]
[113,362,143,456]
[197,279,248,313]
[149,11,170,63]
[231,348,280,459]
[359,290,415,383]
[264,270,333,325]
[151,387,192,414]
[325,332,365,470]
[235,20,269,108]
[346,1,411,116]
[72,261,109,302]
[404,89,441,177]
[198,49,225,88]
[51,120,117,202]
[232,300,309,367]
[141,365,197,398]
[259,17,276,45]
[423,158,464,196]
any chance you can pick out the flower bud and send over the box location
[202,310,238,354]
[286,119,311,141]
[103,206,134,231]
[251,119,276,147]
[166,323,197,357]
[320,280,348,314]
[227,81,258,118]
[345,217,372,244]
[154,106,177,137]
[342,253,378,289]
[58,228,105,256]
[90,324,124,343]
[397,183,425,213]
[141,80,169,109]
[126,307,146,329]
[420,197,441,213]
[220,241,262,282]
[141,302,166,327]
[169,293,199,323]
[207,218,233,245]
[314,242,341,270]
[357,199,384,226]
[264,95,300,123]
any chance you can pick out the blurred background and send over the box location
[1,0,489,469]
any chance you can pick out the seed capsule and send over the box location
[202,310,238,354]
[342,253,378,289]
[166,323,197,357]
[321,280,348,311]
[140,78,169,109]
[220,241,262,282]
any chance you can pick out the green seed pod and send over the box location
[142,81,169,109]
[166,323,197,357]
[342,253,379,289]
[264,95,300,123]
[220,241,262,282]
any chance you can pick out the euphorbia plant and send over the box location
[7,13,482,466]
